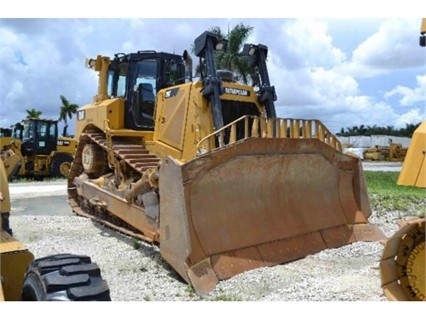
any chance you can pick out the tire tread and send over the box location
[22,253,111,301]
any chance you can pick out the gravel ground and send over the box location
[5,170,424,318]
[8,194,420,302]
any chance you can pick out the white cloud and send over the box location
[0,18,424,136]
[340,19,424,78]
[395,108,425,127]
[385,74,426,106]
[268,19,425,132]
[310,67,359,102]
[265,20,357,111]
[5,81,24,104]
[275,19,346,70]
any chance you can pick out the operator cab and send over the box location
[106,51,186,131]
[21,119,58,155]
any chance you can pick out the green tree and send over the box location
[193,23,254,84]
[58,95,79,137]
[399,122,420,137]
[337,123,421,137]
[210,23,254,84]
[25,108,42,119]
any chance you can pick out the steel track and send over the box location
[67,130,160,241]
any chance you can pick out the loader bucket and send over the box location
[159,138,385,295]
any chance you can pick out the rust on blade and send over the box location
[211,231,328,280]
[159,137,385,295]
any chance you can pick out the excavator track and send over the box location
[68,129,160,242]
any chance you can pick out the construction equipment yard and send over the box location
[2,19,425,316]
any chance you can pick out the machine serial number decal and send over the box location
[224,87,250,96]
[165,88,179,99]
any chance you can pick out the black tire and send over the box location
[21,253,111,301]
[51,155,74,178]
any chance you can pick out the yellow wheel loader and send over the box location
[0,118,77,180]
[68,30,385,295]
[379,120,426,301]
[380,218,425,301]
[0,153,110,301]
[378,19,426,301]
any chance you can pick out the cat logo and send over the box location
[224,87,249,97]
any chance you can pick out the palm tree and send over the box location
[193,23,254,84]
[402,122,420,137]
[58,95,79,136]
[25,108,42,119]
[210,23,254,84]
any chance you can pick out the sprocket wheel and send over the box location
[82,143,106,177]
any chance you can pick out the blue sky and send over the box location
[0,1,425,136]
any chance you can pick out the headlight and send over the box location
[77,110,85,121]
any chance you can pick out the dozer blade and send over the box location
[159,138,386,295]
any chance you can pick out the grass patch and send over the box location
[364,171,423,195]
[132,238,141,250]
[185,285,196,297]
[364,171,425,214]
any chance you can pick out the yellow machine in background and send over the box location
[0,154,33,301]
[363,143,408,162]
[379,19,426,302]
[68,30,385,295]
[0,118,77,179]
[0,150,21,181]
[380,218,425,301]
[380,121,426,301]
[397,121,426,187]
[0,151,110,301]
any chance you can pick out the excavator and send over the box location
[67,30,386,295]
[379,19,426,302]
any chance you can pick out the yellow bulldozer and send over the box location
[0,150,111,301]
[0,117,77,180]
[378,19,426,302]
[67,30,386,295]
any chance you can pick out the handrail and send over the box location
[196,115,342,155]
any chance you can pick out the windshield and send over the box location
[107,62,128,98]
[22,121,34,141]
[134,60,157,93]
